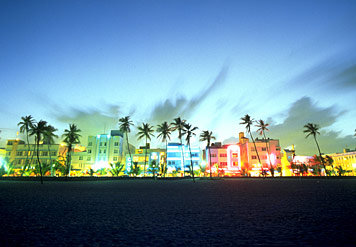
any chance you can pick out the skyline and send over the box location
[1,0,356,155]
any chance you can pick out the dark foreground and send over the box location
[0,178,355,246]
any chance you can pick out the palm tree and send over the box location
[240,114,262,175]
[62,124,81,176]
[172,117,186,176]
[303,123,326,175]
[43,124,58,176]
[29,120,49,184]
[256,119,273,174]
[18,115,35,172]
[199,130,216,179]
[182,123,198,182]
[137,123,155,176]
[118,116,134,167]
[157,122,173,177]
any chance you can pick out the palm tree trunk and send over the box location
[208,145,212,179]
[188,141,195,183]
[314,136,326,176]
[36,138,43,184]
[126,132,132,168]
[263,132,273,176]
[180,134,185,177]
[48,144,53,176]
[22,131,30,174]
[144,136,147,177]
[249,130,263,176]
[165,139,168,178]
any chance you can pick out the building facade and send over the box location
[206,132,281,176]
[166,143,200,175]
[5,139,60,170]
[71,130,134,172]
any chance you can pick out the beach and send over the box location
[0,178,355,246]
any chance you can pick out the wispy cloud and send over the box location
[223,97,354,155]
[148,65,229,124]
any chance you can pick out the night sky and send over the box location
[0,0,355,155]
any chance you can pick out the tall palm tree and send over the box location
[29,120,49,184]
[137,123,155,176]
[157,122,173,177]
[118,116,134,167]
[240,114,262,175]
[43,125,58,176]
[18,115,35,172]
[303,123,326,175]
[62,124,81,176]
[182,123,198,182]
[200,130,216,179]
[256,119,272,172]
[172,117,186,176]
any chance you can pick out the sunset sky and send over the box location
[0,0,355,155]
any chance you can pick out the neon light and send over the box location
[227,145,241,171]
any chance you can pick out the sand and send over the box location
[0,178,355,246]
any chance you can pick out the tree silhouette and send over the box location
[157,121,173,177]
[303,123,326,175]
[256,119,273,175]
[182,123,198,182]
[43,124,58,176]
[62,124,81,176]
[137,123,155,176]
[118,116,134,167]
[29,120,49,184]
[199,130,215,179]
[18,115,35,172]
[240,114,263,175]
[172,117,186,176]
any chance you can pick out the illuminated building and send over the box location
[239,132,281,175]
[166,143,200,175]
[5,139,60,171]
[207,142,241,176]
[71,130,135,173]
[206,132,281,176]
[327,149,356,176]
[125,144,165,175]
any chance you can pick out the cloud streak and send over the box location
[148,65,229,124]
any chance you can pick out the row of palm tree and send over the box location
[15,113,336,181]
[118,116,203,181]
[18,115,81,183]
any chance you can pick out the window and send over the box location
[88,149,92,154]
[88,142,92,146]
[79,156,83,160]
[211,154,217,157]
[219,153,227,157]
[276,147,281,151]
[113,157,118,161]
[252,155,257,159]
[7,141,13,145]
[262,147,266,151]
[104,142,107,146]
[232,153,238,158]
[103,150,106,154]
[99,150,102,154]
[114,142,119,146]
[16,151,22,156]
[251,147,255,151]
[100,142,103,146]
[50,151,56,156]
[42,151,48,156]
[114,149,118,154]
[220,162,227,167]
[87,157,91,161]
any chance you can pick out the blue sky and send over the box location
[0,0,355,154]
